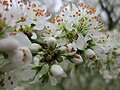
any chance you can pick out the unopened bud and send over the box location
[50,64,64,77]
[47,37,57,50]
[38,51,44,56]
[30,43,42,53]
[64,43,77,56]
[71,54,83,64]
[57,56,63,63]
[84,49,96,58]
[58,46,67,53]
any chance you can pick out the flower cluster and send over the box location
[0,0,120,89]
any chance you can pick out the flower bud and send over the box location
[38,51,44,56]
[84,49,96,58]
[58,46,67,54]
[57,56,63,63]
[18,47,32,65]
[47,37,57,50]
[64,43,77,56]
[71,54,83,64]
[34,56,40,66]
[30,43,42,54]
[0,37,19,52]
[50,65,64,77]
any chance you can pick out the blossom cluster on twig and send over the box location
[0,0,120,89]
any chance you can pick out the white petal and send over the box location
[0,37,19,52]
[72,3,78,12]
[20,69,36,81]
[76,33,85,50]
[10,32,32,47]
[66,21,73,31]
[34,23,44,30]
[31,32,37,39]
[57,39,67,46]
[92,45,107,60]
[3,73,18,90]
[30,1,41,7]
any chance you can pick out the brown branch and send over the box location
[99,0,117,30]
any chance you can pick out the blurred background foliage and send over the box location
[16,0,120,90]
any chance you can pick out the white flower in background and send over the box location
[2,0,26,27]
[58,3,104,31]
[105,31,120,48]
[85,30,102,42]
[6,0,51,31]
[100,69,112,82]
[92,44,108,60]
[52,3,104,52]
[24,3,51,30]
[43,22,62,42]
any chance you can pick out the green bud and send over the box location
[57,56,63,63]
